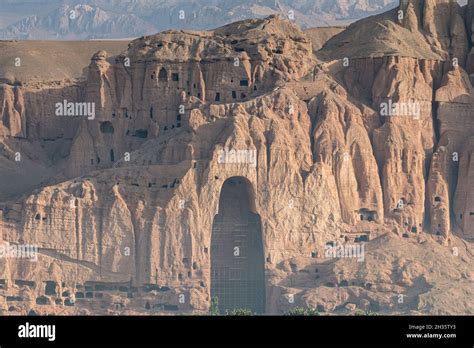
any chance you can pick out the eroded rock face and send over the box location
[64,15,313,179]
[0,9,473,315]
[468,1,474,78]
[308,87,383,225]
[454,136,474,239]
[400,0,469,64]
[431,67,474,240]
[0,85,25,138]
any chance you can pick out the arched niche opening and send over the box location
[210,176,265,314]
[158,67,168,81]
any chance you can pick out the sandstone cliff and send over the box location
[0,5,473,315]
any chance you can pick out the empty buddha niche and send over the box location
[211,177,265,314]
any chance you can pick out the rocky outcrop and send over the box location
[308,87,383,225]
[429,67,474,239]
[62,15,313,179]
[400,0,469,63]
[454,136,474,239]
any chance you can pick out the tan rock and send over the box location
[0,10,473,315]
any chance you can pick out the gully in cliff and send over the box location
[55,99,95,120]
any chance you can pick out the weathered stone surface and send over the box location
[0,7,473,315]
[454,136,474,239]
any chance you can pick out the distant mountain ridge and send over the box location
[0,0,398,40]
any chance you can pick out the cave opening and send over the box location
[158,68,168,81]
[133,129,148,138]
[210,177,265,314]
[358,208,377,222]
[100,121,114,134]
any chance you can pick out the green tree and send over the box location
[209,296,220,315]
[284,306,320,316]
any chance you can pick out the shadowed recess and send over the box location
[211,176,265,314]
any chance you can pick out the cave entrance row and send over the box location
[210,177,266,314]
